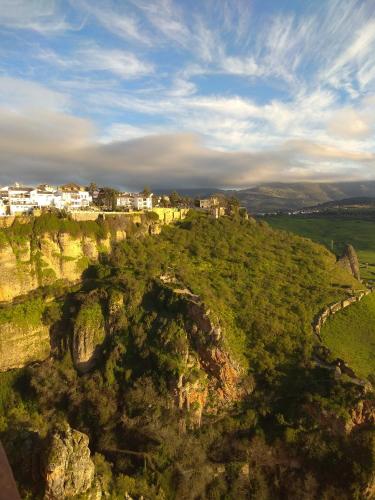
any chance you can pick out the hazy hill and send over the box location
[231,181,375,213]
[164,181,375,213]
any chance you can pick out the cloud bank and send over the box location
[0,0,375,188]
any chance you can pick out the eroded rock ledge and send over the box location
[159,275,246,426]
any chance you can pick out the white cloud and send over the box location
[0,76,70,111]
[72,0,152,44]
[37,44,154,79]
[0,0,72,33]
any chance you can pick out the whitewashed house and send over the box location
[116,193,134,209]
[54,187,92,211]
[31,188,55,208]
[116,192,153,211]
[133,194,153,210]
[8,185,37,215]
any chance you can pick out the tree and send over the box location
[141,186,151,197]
[169,191,181,207]
[97,188,119,211]
[87,182,98,196]
[161,196,170,208]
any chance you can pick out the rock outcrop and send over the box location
[42,423,95,499]
[72,297,106,373]
[183,298,243,404]
[338,244,361,280]
[160,279,245,425]
[0,322,50,371]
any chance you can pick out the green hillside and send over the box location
[264,215,375,281]
[0,213,373,499]
[322,293,375,380]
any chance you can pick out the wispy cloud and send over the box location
[1,0,375,187]
[0,0,73,34]
[37,44,154,79]
[72,0,152,45]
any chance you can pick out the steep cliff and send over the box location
[0,298,50,371]
[175,287,245,424]
[0,213,162,302]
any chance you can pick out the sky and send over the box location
[0,0,375,190]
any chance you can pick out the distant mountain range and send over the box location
[158,181,375,213]
[307,196,375,210]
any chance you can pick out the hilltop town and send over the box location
[0,182,241,218]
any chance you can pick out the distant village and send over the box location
[0,182,240,218]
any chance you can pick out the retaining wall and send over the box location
[313,287,375,338]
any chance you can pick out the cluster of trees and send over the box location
[0,213,373,498]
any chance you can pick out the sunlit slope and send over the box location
[322,292,375,379]
[265,216,375,281]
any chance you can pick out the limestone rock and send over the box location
[351,399,375,426]
[0,322,50,371]
[43,423,95,499]
[0,242,37,301]
[338,244,360,280]
[164,283,246,425]
[184,298,244,403]
[72,297,106,373]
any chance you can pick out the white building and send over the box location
[116,192,153,211]
[54,188,92,211]
[133,194,153,210]
[8,186,38,215]
[31,189,55,208]
[116,193,134,209]
[2,183,92,213]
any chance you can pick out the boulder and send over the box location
[43,423,95,499]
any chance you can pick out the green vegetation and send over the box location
[322,293,375,380]
[0,213,374,499]
[265,215,375,281]
[0,297,45,327]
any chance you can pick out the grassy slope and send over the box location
[321,292,375,379]
[264,216,375,281]
[109,214,360,372]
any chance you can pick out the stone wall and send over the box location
[313,287,375,338]
[70,208,189,224]
[151,208,189,224]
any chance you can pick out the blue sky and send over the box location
[0,0,375,189]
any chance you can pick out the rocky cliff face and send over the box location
[0,215,162,303]
[42,423,95,499]
[72,296,107,373]
[0,322,50,371]
[159,280,245,426]
[0,232,122,302]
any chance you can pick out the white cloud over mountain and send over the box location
[0,0,374,188]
